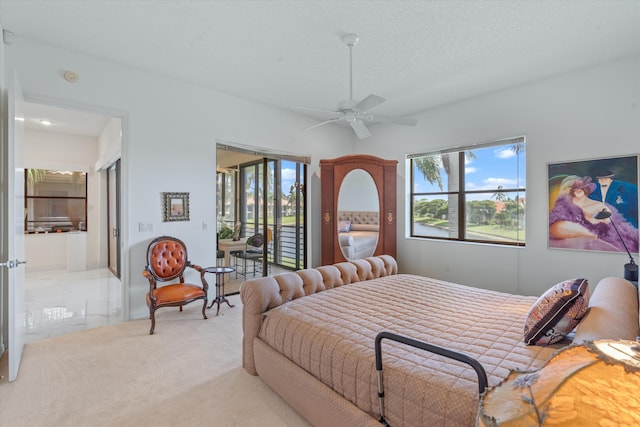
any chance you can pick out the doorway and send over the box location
[20,101,123,342]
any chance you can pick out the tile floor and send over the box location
[23,263,289,343]
[24,268,123,343]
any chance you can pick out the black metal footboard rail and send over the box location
[374,331,488,426]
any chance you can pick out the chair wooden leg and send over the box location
[149,308,156,335]
[202,299,208,320]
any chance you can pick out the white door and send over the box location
[2,72,26,381]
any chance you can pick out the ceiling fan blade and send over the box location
[292,105,340,116]
[354,94,385,112]
[302,117,342,132]
[369,114,417,126]
[350,120,371,139]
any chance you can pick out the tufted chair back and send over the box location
[143,236,208,334]
[148,238,189,282]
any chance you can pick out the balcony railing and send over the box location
[239,222,304,271]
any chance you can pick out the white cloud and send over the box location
[281,168,297,180]
[495,148,515,159]
[466,166,478,174]
[484,177,517,186]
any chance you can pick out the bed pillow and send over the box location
[524,278,590,346]
[349,223,379,232]
[337,220,351,232]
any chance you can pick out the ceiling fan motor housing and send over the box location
[341,33,359,47]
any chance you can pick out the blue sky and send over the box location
[279,148,525,200]
[280,160,299,195]
[413,145,525,196]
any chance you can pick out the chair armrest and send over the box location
[188,262,204,272]
[142,268,156,288]
[142,268,158,307]
[186,262,208,293]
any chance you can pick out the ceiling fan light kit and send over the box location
[297,33,417,139]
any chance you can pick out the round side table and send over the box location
[203,266,235,315]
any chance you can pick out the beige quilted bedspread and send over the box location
[258,274,560,427]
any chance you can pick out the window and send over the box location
[25,169,87,233]
[408,136,525,245]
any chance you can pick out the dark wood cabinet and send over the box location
[320,154,397,265]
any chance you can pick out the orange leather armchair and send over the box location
[143,236,208,334]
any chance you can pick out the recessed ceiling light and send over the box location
[39,120,52,126]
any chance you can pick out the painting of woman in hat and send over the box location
[549,175,638,253]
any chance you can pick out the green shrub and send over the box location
[218,226,233,239]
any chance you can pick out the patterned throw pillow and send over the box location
[524,278,590,346]
[338,220,351,232]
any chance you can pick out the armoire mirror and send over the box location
[337,169,380,260]
[320,154,397,265]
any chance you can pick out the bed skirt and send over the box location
[254,338,380,427]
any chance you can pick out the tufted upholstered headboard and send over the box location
[240,255,398,375]
[338,211,379,228]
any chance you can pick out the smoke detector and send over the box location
[64,70,79,83]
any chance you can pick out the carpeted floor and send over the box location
[0,295,310,427]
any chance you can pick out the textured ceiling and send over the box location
[2,0,640,135]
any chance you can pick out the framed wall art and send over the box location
[548,155,638,253]
[163,192,190,222]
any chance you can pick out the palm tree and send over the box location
[26,168,47,186]
[413,152,474,237]
[492,185,507,202]
[413,152,478,191]
[413,155,444,190]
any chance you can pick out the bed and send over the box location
[240,255,639,427]
[337,211,379,259]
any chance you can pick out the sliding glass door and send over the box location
[237,158,306,271]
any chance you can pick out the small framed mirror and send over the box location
[162,192,190,222]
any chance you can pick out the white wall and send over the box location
[5,37,353,320]
[96,117,121,170]
[95,117,122,269]
[364,55,640,296]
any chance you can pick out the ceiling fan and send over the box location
[295,33,417,139]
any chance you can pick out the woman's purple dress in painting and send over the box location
[549,194,639,253]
